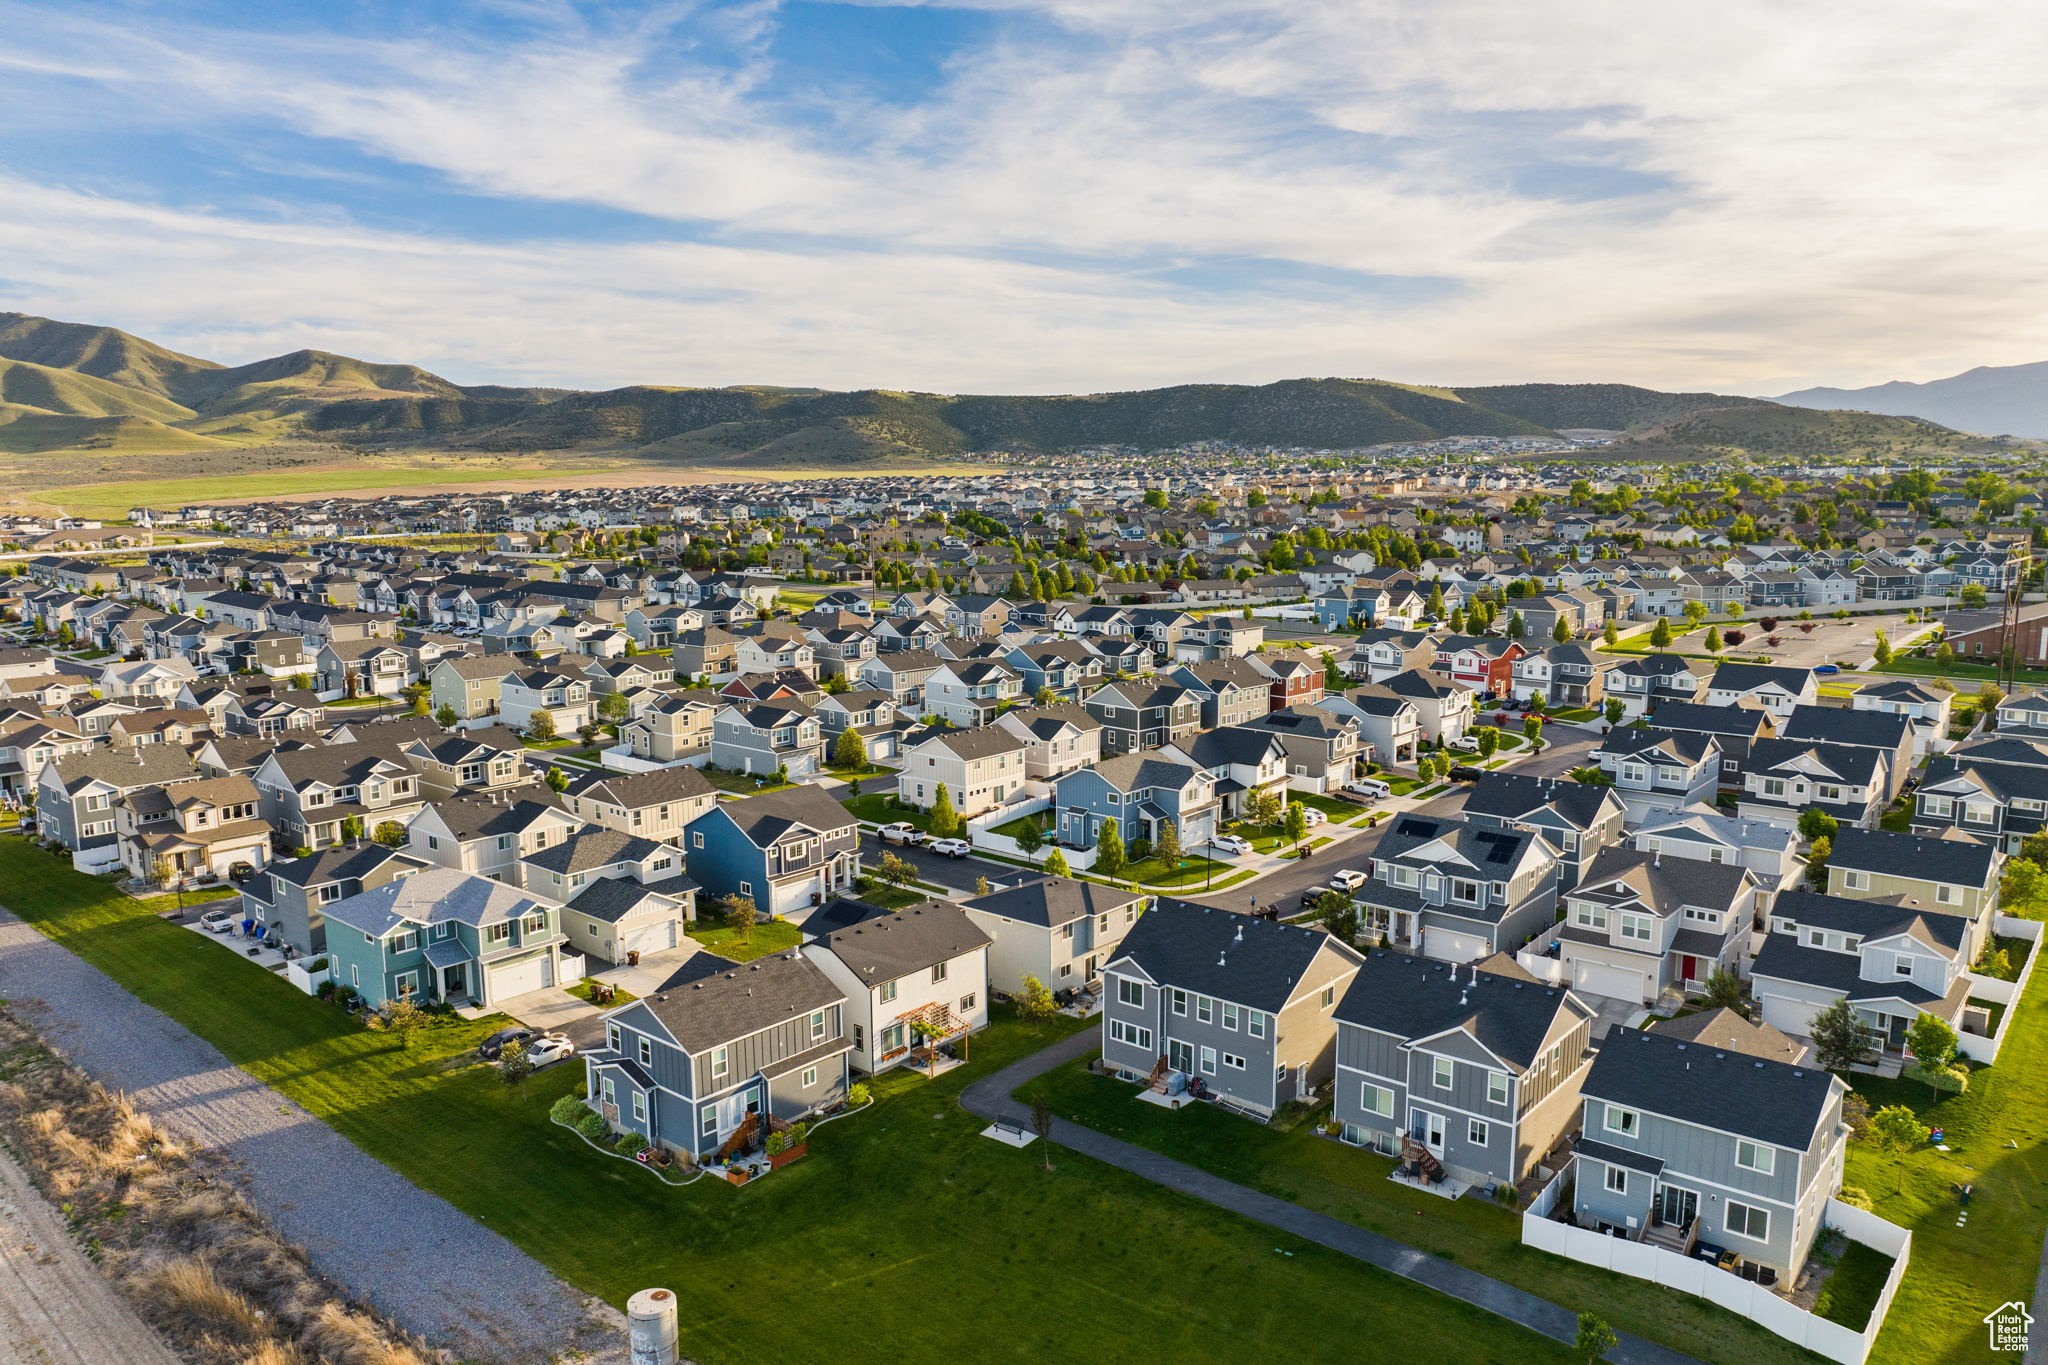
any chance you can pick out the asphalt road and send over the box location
[1187,727,1604,912]
[859,831,1022,894]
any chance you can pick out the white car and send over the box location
[878,822,927,845]
[526,1033,577,1068]
[199,908,237,933]
[1328,868,1367,892]
[1449,735,1481,754]
[929,838,972,858]
[1294,806,1328,827]
[1344,779,1391,799]
[1211,834,1256,857]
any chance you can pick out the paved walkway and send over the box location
[961,1033,1700,1365]
[0,911,626,1365]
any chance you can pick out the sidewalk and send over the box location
[962,1033,1701,1365]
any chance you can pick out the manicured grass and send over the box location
[0,837,1571,1365]
[1289,792,1367,822]
[1839,935,2048,1365]
[859,884,932,910]
[1877,656,2048,685]
[1121,853,1240,889]
[685,918,804,961]
[987,812,1050,840]
[702,767,794,795]
[566,978,638,1006]
[1810,1240,1893,1331]
[839,793,928,827]
[1021,1054,1822,1365]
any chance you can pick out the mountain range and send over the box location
[0,311,1994,467]
[1773,361,2048,439]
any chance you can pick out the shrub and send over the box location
[549,1094,593,1126]
[849,1082,873,1107]
[1837,1186,1874,1211]
[614,1132,650,1158]
[574,1111,611,1141]
[314,980,336,1000]
[330,984,359,1009]
[1126,837,1152,862]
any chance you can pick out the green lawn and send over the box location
[1021,1054,1824,1365]
[1809,1237,1893,1332]
[701,766,795,795]
[1877,656,2048,686]
[0,837,1571,1365]
[839,793,928,827]
[685,918,804,962]
[1842,944,2048,1365]
[987,812,1049,840]
[567,978,638,1007]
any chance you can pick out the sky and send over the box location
[1,0,2044,396]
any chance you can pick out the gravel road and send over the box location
[0,1143,184,1365]
[0,910,628,1365]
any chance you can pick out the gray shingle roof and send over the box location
[1333,951,1587,1069]
[962,876,1145,929]
[1582,1026,1840,1152]
[635,951,846,1053]
[1107,898,1360,1013]
[1826,827,1999,887]
[810,902,992,980]
[320,867,548,939]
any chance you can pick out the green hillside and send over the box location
[1619,403,1991,458]
[1451,382,1759,431]
[0,413,237,455]
[0,312,222,400]
[0,357,197,423]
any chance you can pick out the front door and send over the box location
[1660,1185,1698,1228]
[1681,954,1700,983]
[1168,1039,1194,1075]
[442,964,466,998]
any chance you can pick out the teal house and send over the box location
[322,866,566,1009]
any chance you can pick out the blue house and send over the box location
[683,784,861,923]
[1314,585,1385,632]
[321,866,565,1009]
[1050,752,1221,853]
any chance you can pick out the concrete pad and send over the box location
[498,987,599,1032]
[980,1123,1036,1148]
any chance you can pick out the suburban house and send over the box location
[1160,726,1290,821]
[1644,702,1775,788]
[526,829,700,965]
[897,725,1031,819]
[924,658,1024,728]
[621,692,720,764]
[1168,659,1272,729]
[1555,846,1762,1005]
[1379,667,1475,744]
[709,700,825,779]
[36,745,201,868]
[1823,827,2000,957]
[561,766,720,844]
[1333,952,1595,1188]
[1318,686,1421,769]
[1911,745,2048,853]
[116,774,271,887]
[1705,661,1819,721]
[683,784,861,922]
[961,876,1148,995]
[1851,678,1953,759]
[499,667,594,735]
[322,867,567,1009]
[1084,679,1203,756]
[1736,738,1888,831]
[803,902,992,1073]
[252,741,425,850]
[237,841,428,956]
[1749,889,1976,1048]
[1572,1023,1849,1278]
[1777,705,1915,800]
[405,789,582,883]
[1353,814,1560,962]
[428,654,521,723]
[1049,752,1221,853]
[1244,704,1367,794]
[1100,899,1366,1117]
[992,702,1104,780]
[1595,728,1722,829]
[1604,653,1708,720]
[585,950,852,1159]
[1462,772,1627,892]
[1632,809,1805,890]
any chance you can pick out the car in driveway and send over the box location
[1449,734,1481,753]
[476,1026,534,1060]
[525,1033,576,1068]
[1344,778,1390,799]
[1294,806,1328,827]
[1211,833,1256,857]
[878,822,928,845]
[929,838,972,858]
[1814,663,1840,674]
[199,908,237,933]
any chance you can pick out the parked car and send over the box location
[227,861,257,883]
[929,838,972,858]
[1328,868,1367,892]
[1300,884,1339,908]
[476,1026,534,1060]
[1447,764,1486,782]
[878,822,928,845]
[526,1033,576,1068]
[1344,778,1390,799]
[1449,735,1481,753]
[199,908,237,933]
[1814,663,1840,675]
[1211,833,1256,856]
[1293,805,1328,828]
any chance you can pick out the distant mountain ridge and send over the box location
[0,309,1977,465]
[1773,361,2048,438]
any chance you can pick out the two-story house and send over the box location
[117,774,270,887]
[856,648,945,710]
[1002,641,1102,703]
[237,841,428,956]
[1462,772,1626,891]
[803,902,992,1073]
[1573,1023,1848,1279]
[1632,809,1805,891]
[322,867,567,1009]
[253,742,425,850]
[1160,726,1290,822]
[991,702,1104,780]
[1556,846,1761,1005]
[1355,814,1560,962]
[1100,899,1366,1117]
[316,639,412,699]
[427,655,521,724]
[709,699,824,779]
[523,826,699,962]
[1316,686,1421,769]
[683,784,860,922]
[1379,668,1474,744]
[1778,705,1915,801]
[1333,952,1594,1188]
[923,658,1024,729]
[1852,678,1953,761]
[897,725,1030,820]
[405,788,582,883]
[1083,679,1202,757]
[1750,889,1975,1049]
[1706,661,1819,721]
[500,667,593,736]
[1244,704,1366,794]
[1168,659,1272,730]
[1824,827,2000,958]
[1736,738,1887,831]
[1050,752,1221,853]
[1604,653,1708,720]
[1595,728,1722,829]
[961,876,1147,995]
[561,766,719,844]
[35,746,200,868]
[1643,701,1775,789]
[585,949,851,1159]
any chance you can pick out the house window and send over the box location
[1736,1140,1775,1174]
[960,993,977,1012]
[810,1009,827,1040]
[1196,996,1213,1024]
[1576,904,1608,931]
[1198,1045,1216,1075]
[1321,985,1335,1008]
[1487,1073,1509,1107]
[1247,1011,1266,1038]
[1221,1003,1239,1031]
[880,979,898,1004]
[1108,1019,1153,1051]
[1605,1164,1628,1194]
[692,831,705,848]
[638,1038,653,1066]
[701,1108,718,1136]
[1223,1052,1246,1070]
[802,1066,818,1088]
[390,930,418,954]
[711,1047,729,1078]
[931,961,949,984]
[1468,1119,1489,1146]
[738,881,753,898]
[1360,1083,1393,1117]
[631,1093,647,1123]
[1936,884,1958,905]
[1605,1105,1638,1136]
[607,1023,621,1052]
[1895,959,1915,977]
[1118,979,1144,1007]
[1619,914,1653,944]
[393,971,418,1000]
[1726,1201,1769,1242]
[1433,1057,1454,1089]
[852,1024,864,1051]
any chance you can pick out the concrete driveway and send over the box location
[496,985,599,1034]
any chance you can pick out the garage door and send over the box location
[623,920,676,956]
[1423,928,1489,963]
[1758,993,1817,1037]
[1570,959,1649,1003]
[490,953,553,1000]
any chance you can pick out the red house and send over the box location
[1434,636,1524,699]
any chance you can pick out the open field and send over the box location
[0,836,1571,1365]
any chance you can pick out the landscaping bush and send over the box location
[1125,837,1151,862]
[614,1132,650,1158]
[550,1094,593,1126]
[1903,1061,1969,1095]
[1837,1186,1874,1211]
[574,1111,611,1142]
[314,980,336,1000]
[849,1082,873,1107]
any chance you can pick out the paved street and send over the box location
[858,831,1024,895]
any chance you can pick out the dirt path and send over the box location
[0,1144,184,1365]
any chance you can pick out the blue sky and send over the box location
[0,0,2043,394]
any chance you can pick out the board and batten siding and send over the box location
[691,1005,844,1094]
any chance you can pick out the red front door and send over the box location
[1681,955,1700,982]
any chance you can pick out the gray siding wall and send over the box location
[1100,975,1281,1111]
[692,1006,844,1093]
[767,1053,849,1121]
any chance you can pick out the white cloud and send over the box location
[2,0,2047,393]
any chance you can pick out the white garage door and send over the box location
[623,920,676,956]
[1423,928,1489,963]
[490,953,553,1000]
[1758,993,1817,1037]
[1571,959,1650,1003]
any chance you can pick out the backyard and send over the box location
[0,837,1574,1365]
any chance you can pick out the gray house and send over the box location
[586,950,852,1160]
[237,841,428,956]
[1572,1023,1848,1279]
[1556,846,1762,1006]
[1462,772,1627,892]
[1595,728,1721,829]
[1333,952,1595,1188]
[1353,814,1560,962]
[1100,899,1365,1118]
